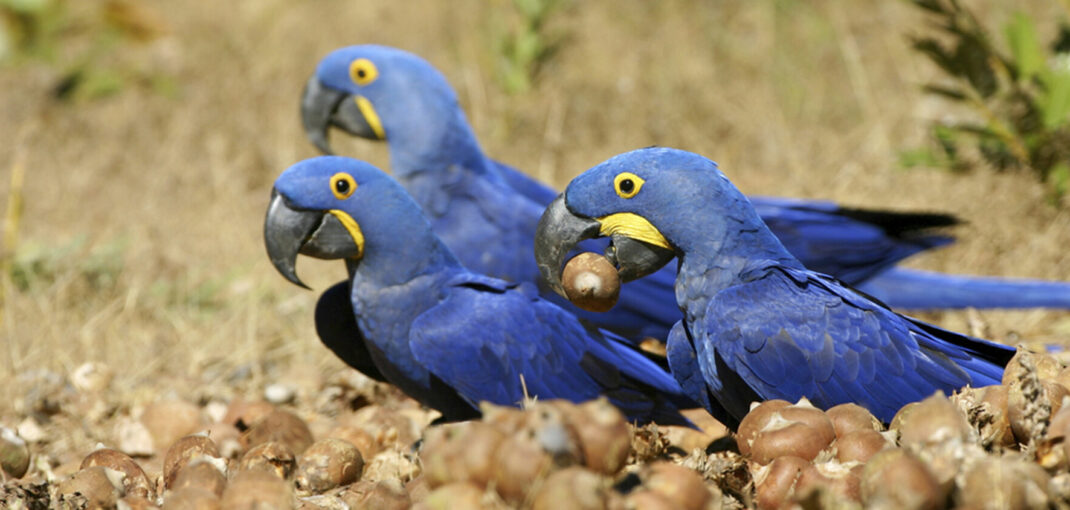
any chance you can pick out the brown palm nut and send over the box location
[418,482,486,510]
[202,422,242,459]
[119,495,160,510]
[558,398,632,475]
[163,435,220,489]
[141,400,204,451]
[294,438,364,494]
[1040,405,1070,469]
[795,461,862,503]
[81,448,153,499]
[642,461,712,510]
[341,479,411,510]
[958,457,1051,510]
[325,424,379,460]
[492,429,555,503]
[749,401,836,464]
[736,399,792,456]
[220,469,294,509]
[1055,366,1070,393]
[171,459,227,497]
[754,455,810,510]
[860,449,943,510]
[522,402,585,465]
[530,466,607,510]
[834,429,889,464]
[57,465,124,509]
[161,487,220,510]
[825,403,881,437]
[1002,349,1061,386]
[562,252,621,313]
[625,490,677,510]
[238,441,296,479]
[406,474,432,501]
[221,399,277,430]
[343,405,421,447]
[894,392,970,448]
[0,428,30,479]
[889,401,919,432]
[480,402,529,432]
[421,421,504,488]
[1008,379,1069,444]
[239,409,314,454]
[977,385,1015,448]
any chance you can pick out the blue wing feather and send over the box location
[750,196,956,285]
[409,274,691,425]
[697,264,1014,422]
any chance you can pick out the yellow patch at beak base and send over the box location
[597,213,670,250]
[355,96,386,140]
[328,210,365,258]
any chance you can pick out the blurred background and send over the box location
[1,0,1068,434]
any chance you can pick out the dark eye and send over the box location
[349,58,379,86]
[613,172,645,198]
[329,172,357,199]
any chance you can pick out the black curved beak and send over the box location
[300,75,380,155]
[534,195,602,297]
[607,236,677,283]
[264,190,364,289]
[534,195,677,299]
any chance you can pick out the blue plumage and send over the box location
[264,156,693,425]
[304,44,676,340]
[300,45,1070,353]
[536,148,1016,428]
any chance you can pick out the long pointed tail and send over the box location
[857,267,1070,310]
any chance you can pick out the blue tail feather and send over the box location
[859,267,1070,310]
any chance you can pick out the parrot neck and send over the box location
[346,189,465,289]
[345,231,462,405]
[351,231,463,289]
[672,209,802,318]
[347,265,450,402]
[388,107,494,182]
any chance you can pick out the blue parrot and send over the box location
[299,44,1070,321]
[534,147,1017,428]
[263,156,694,425]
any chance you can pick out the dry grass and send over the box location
[1,0,1068,427]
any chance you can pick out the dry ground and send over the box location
[1,0,1069,465]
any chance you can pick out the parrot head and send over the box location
[535,147,746,298]
[264,156,429,288]
[301,45,461,155]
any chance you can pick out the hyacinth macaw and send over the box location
[534,147,1017,428]
[264,156,694,425]
[300,44,1070,323]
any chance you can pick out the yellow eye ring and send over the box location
[349,58,379,86]
[330,173,357,200]
[613,172,645,199]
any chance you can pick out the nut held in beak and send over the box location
[562,252,621,312]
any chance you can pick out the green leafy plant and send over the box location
[904,0,1070,202]
[496,0,568,94]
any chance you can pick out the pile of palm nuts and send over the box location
[743,347,1070,510]
[5,347,1070,509]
